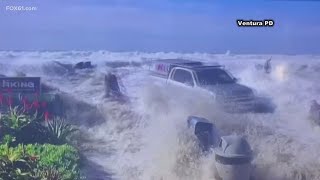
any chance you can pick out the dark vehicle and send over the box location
[187,116,220,151]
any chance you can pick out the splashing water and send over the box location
[1,51,320,180]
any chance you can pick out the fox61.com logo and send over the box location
[5,6,37,11]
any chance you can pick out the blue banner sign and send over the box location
[0,77,41,93]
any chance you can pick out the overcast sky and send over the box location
[0,0,319,54]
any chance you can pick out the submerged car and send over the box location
[150,59,275,113]
[187,116,220,151]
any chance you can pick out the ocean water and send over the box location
[1,51,320,180]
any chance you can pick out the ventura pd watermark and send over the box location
[5,5,37,11]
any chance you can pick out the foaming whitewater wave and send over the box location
[220,58,320,180]
[129,74,320,180]
[113,58,320,180]
[78,79,225,180]
[78,101,144,179]
[128,82,219,180]
[1,51,320,179]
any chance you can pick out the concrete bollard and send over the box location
[104,73,123,98]
[309,100,320,125]
[214,135,253,180]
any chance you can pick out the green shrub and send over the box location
[0,134,16,146]
[35,166,62,180]
[15,122,50,145]
[0,106,82,179]
[0,106,77,145]
[0,106,37,131]
[46,117,77,145]
[0,144,81,180]
[0,156,38,179]
[25,144,80,179]
[0,109,49,145]
[0,144,38,179]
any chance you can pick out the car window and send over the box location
[173,69,194,86]
[197,68,235,85]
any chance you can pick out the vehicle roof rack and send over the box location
[178,63,224,69]
[192,64,224,68]
[151,59,224,71]
[154,59,203,66]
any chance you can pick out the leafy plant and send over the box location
[0,107,82,179]
[0,144,38,180]
[0,106,49,145]
[0,134,16,146]
[0,157,38,179]
[26,144,80,180]
[15,121,50,145]
[0,144,81,180]
[35,166,62,180]
[0,106,37,131]
[46,117,77,145]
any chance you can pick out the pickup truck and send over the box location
[149,59,275,113]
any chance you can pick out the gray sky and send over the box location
[0,0,319,54]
